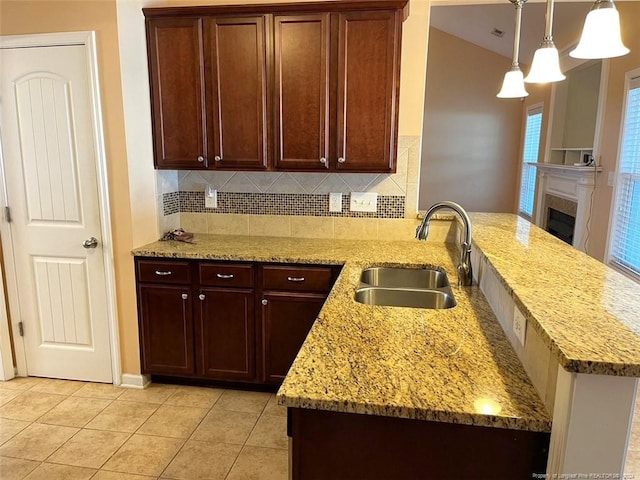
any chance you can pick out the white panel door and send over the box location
[0,44,112,382]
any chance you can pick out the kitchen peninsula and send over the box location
[132,213,640,478]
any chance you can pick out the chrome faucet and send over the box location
[416,201,473,287]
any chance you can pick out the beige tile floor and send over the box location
[0,377,287,480]
[1,377,639,479]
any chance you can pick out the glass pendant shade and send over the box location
[525,44,566,83]
[497,68,529,98]
[570,5,629,59]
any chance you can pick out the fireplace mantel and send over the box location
[529,162,602,252]
[528,163,603,175]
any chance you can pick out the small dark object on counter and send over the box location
[161,228,194,243]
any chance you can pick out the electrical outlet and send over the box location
[513,306,527,347]
[350,192,377,212]
[329,193,342,213]
[205,185,217,209]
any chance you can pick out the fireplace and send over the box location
[533,163,601,252]
[547,208,575,245]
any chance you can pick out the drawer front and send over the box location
[262,265,334,293]
[199,262,254,288]
[137,259,191,284]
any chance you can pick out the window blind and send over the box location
[610,76,640,278]
[519,108,543,217]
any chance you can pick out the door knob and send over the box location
[337,157,346,164]
[197,156,205,163]
[82,237,98,249]
[261,299,268,306]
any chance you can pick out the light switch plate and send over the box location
[205,185,217,209]
[513,306,527,347]
[329,193,342,213]
[350,192,377,212]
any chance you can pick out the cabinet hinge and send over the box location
[18,321,24,337]
[4,206,11,223]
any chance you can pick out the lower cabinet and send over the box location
[198,287,255,381]
[261,292,326,384]
[259,264,338,385]
[135,257,339,386]
[137,284,195,376]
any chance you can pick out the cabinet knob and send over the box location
[261,299,268,306]
[197,156,205,163]
[181,293,188,300]
[199,294,205,301]
[337,157,346,164]
[214,155,222,162]
[319,157,327,165]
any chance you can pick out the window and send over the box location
[519,106,543,218]
[610,74,640,278]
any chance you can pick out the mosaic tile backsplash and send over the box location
[166,191,405,218]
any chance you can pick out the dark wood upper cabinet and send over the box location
[144,1,407,172]
[205,16,269,170]
[336,10,401,172]
[146,17,207,169]
[273,14,331,170]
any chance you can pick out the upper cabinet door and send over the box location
[147,17,207,169]
[336,11,401,173]
[273,14,330,171]
[205,16,269,170]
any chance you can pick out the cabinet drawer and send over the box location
[262,265,334,293]
[137,259,191,284]
[199,262,254,288]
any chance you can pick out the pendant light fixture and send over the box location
[570,0,629,59]
[498,0,529,98]
[525,0,565,83]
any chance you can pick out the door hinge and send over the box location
[18,321,24,337]
[4,206,11,223]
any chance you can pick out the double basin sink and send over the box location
[355,267,457,309]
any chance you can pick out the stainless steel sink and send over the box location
[356,266,457,309]
[355,287,456,309]
[360,267,447,289]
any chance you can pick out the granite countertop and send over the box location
[133,223,553,433]
[470,213,640,376]
[132,213,640,431]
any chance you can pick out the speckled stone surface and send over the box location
[133,230,552,432]
[470,212,640,377]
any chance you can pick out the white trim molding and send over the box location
[0,31,121,385]
[121,373,151,389]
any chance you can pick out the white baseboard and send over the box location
[120,373,150,389]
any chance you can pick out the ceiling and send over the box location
[429,2,594,65]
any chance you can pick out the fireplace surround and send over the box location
[531,163,601,252]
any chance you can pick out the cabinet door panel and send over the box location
[198,287,256,381]
[138,285,195,375]
[147,17,207,169]
[261,292,326,384]
[274,14,330,170]
[336,11,400,172]
[206,16,268,170]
